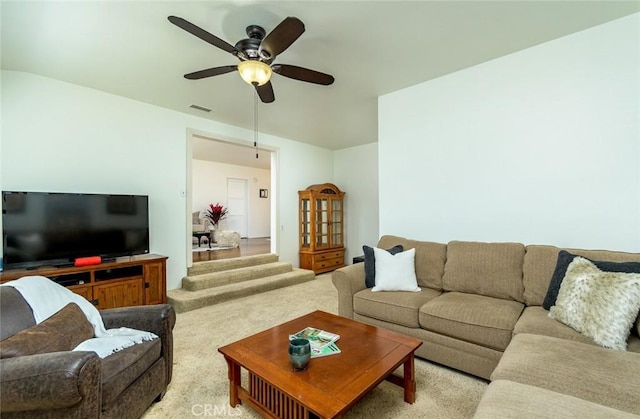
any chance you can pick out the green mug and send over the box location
[289,338,311,371]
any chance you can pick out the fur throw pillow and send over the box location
[549,257,640,351]
[543,250,640,310]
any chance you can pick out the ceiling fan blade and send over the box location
[255,82,275,103]
[184,65,238,80]
[272,64,334,86]
[259,17,305,59]
[168,16,237,55]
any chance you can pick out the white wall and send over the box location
[334,142,379,263]
[192,159,270,238]
[379,13,640,252]
[1,71,334,289]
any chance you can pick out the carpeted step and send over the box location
[167,269,316,313]
[183,261,293,291]
[187,253,279,276]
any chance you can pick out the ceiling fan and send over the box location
[168,15,335,103]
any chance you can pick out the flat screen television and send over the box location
[2,191,150,270]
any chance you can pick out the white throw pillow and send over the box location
[549,257,640,351]
[371,247,420,292]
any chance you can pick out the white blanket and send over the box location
[2,275,158,358]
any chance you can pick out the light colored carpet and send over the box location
[143,274,487,418]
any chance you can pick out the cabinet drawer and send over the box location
[299,249,345,273]
[315,251,344,261]
[312,256,344,271]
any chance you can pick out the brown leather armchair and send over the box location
[0,286,176,418]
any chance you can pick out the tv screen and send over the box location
[2,191,149,270]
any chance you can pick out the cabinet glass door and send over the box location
[300,198,311,248]
[315,198,329,249]
[331,198,343,247]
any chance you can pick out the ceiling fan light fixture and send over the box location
[238,60,272,86]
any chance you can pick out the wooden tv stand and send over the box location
[0,254,167,310]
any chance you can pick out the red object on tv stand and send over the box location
[74,256,102,267]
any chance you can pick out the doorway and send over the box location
[186,132,276,267]
[226,178,248,238]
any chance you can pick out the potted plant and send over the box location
[205,202,229,229]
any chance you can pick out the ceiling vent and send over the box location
[189,104,212,112]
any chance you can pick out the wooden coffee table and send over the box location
[218,310,422,418]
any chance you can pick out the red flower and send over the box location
[205,203,229,227]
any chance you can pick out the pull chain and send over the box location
[254,91,259,159]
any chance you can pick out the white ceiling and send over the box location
[2,1,639,161]
[192,135,271,169]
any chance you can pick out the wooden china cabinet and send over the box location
[298,183,345,274]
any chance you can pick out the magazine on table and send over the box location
[289,326,340,349]
[311,342,341,358]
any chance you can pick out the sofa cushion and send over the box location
[419,292,524,351]
[363,244,404,288]
[354,287,441,328]
[371,247,420,292]
[442,241,525,301]
[474,380,637,419]
[513,306,596,346]
[101,338,161,410]
[523,245,640,307]
[377,235,446,290]
[0,303,94,358]
[515,308,640,353]
[543,250,640,310]
[491,333,640,415]
[548,257,640,351]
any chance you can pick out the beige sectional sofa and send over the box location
[332,235,640,417]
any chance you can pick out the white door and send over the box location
[227,178,248,238]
